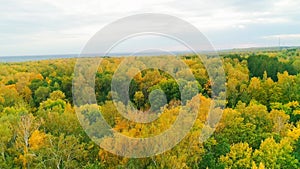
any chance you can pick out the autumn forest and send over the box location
[1,48,300,169]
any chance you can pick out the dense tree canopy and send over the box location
[0,48,300,168]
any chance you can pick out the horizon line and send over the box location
[1,45,299,58]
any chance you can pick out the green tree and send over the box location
[34,86,50,106]
[253,137,299,169]
[220,142,253,169]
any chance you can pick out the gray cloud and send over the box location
[0,0,300,56]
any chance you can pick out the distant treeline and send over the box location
[223,49,300,81]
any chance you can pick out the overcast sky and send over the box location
[1,0,300,56]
